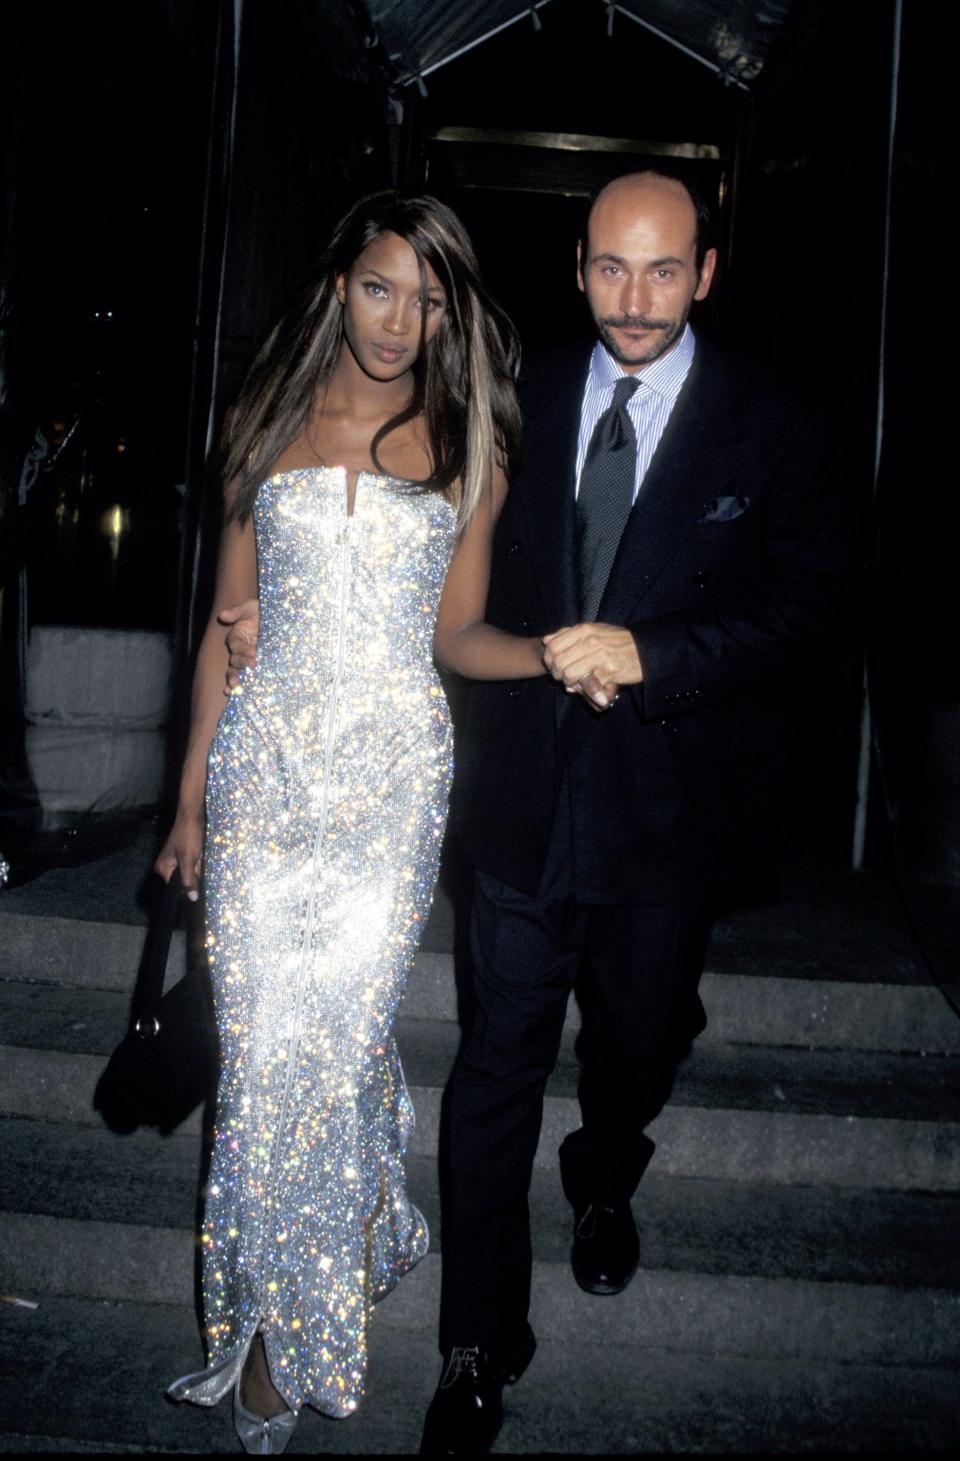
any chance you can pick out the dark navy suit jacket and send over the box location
[451,336,849,903]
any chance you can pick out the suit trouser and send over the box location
[438,804,708,1351]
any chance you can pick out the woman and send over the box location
[155,191,547,1452]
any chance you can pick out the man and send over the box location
[224,170,846,1455]
[419,168,846,1454]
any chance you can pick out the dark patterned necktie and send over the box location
[576,375,640,619]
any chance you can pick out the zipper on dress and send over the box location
[258,516,353,1313]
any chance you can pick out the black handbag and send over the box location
[94,870,219,1135]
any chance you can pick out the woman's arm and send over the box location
[154,499,257,896]
[433,468,545,681]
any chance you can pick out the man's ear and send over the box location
[694,247,718,302]
[576,240,586,296]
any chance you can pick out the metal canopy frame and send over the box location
[363,0,786,93]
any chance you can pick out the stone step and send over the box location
[3,907,958,1053]
[2,1035,958,1190]
[0,837,929,978]
[1,1294,956,1454]
[1,1218,957,1369]
[3,1117,958,1290]
[0,910,185,988]
[2,976,959,1125]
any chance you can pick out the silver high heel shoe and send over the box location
[233,1377,298,1455]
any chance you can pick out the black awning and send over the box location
[362,0,797,91]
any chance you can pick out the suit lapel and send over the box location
[516,354,589,629]
[598,341,745,626]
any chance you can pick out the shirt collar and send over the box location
[589,322,696,403]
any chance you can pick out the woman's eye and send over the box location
[427,296,444,312]
[363,281,387,297]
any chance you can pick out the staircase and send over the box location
[1,846,959,1453]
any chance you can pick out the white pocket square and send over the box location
[699,494,750,523]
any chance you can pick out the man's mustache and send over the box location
[603,315,671,331]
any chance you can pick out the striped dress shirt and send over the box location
[574,323,696,504]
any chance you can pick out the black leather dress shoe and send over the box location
[420,1325,536,1455]
[570,1200,640,1295]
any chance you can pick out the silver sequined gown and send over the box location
[169,467,456,1418]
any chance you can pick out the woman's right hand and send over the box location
[154,809,205,902]
[219,597,260,692]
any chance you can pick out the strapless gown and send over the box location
[168,467,456,1417]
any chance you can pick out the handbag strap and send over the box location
[130,869,184,1032]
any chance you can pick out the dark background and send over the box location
[0,0,956,996]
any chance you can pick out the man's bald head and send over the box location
[584,169,713,272]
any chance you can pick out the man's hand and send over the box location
[542,623,642,709]
[219,598,260,693]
